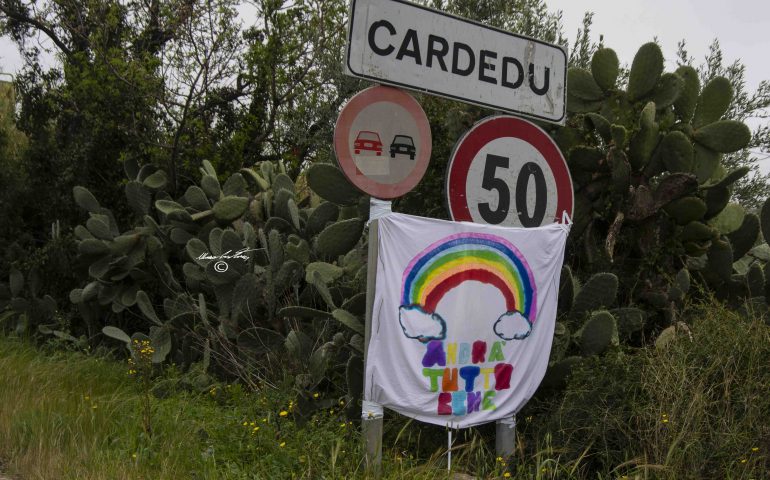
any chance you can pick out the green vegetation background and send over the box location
[1,0,770,479]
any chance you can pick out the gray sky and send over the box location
[548,0,770,92]
[548,0,770,171]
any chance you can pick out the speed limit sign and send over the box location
[445,116,573,227]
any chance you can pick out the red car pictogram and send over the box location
[353,130,383,155]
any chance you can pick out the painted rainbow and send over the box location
[400,232,537,323]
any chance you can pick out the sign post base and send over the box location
[363,413,383,474]
[495,416,516,463]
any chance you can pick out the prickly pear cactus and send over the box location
[557,40,755,325]
[545,40,761,391]
[69,159,370,398]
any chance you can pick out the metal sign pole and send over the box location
[362,215,382,475]
[495,416,516,461]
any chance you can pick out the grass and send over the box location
[535,300,770,479]
[0,339,505,479]
[1,299,768,479]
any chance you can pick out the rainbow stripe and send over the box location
[401,233,537,322]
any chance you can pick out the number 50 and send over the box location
[479,154,547,227]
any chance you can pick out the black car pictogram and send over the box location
[389,135,416,160]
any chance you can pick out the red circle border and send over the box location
[445,116,573,225]
[334,86,432,199]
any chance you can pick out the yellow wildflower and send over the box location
[279,410,288,417]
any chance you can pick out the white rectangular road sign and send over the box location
[345,0,567,125]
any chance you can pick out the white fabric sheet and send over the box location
[365,213,569,428]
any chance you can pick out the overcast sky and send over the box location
[549,0,770,91]
[548,0,770,171]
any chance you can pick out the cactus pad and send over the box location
[629,108,659,170]
[708,202,745,235]
[681,221,715,243]
[569,146,603,171]
[346,355,365,398]
[693,144,721,184]
[673,66,700,122]
[727,213,759,260]
[660,131,694,173]
[664,197,706,225]
[306,202,340,237]
[73,186,101,213]
[315,218,364,259]
[213,196,249,223]
[713,166,750,190]
[222,173,248,197]
[306,164,361,206]
[611,307,647,340]
[579,310,619,356]
[747,263,765,297]
[541,356,583,391]
[567,93,602,113]
[651,72,683,109]
[571,272,619,320]
[306,262,344,284]
[693,76,733,128]
[627,43,664,101]
[609,149,630,193]
[704,186,731,220]
[705,241,734,285]
[272,173,296,194]
[584,113,612,142]
[591,48,619,91]
[184,186,210,212]
[693,120,752,153]
[142,170,168,190]
[611,124,627,149]
[332,309,364,335]
[201,175,221,199]
[568,67,604,101]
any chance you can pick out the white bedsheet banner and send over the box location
[365,213,569,428]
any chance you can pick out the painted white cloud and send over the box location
[398,305,446,341]
[494,311,532,340]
